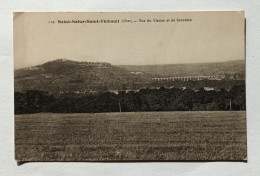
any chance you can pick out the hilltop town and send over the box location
[14,59,245,94]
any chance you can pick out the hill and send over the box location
[118,60,245,77]
[14,59,148,93]
[14,59,245,93]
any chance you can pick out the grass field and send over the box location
[15,111,247,161]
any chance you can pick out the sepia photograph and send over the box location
[14,12,246,162]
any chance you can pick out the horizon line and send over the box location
[14,58,245,70]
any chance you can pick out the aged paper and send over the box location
[14,12,246,162]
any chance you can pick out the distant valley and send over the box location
[118,60,245,77]
[14,59,245,93]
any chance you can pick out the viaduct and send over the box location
[152,75,223,82]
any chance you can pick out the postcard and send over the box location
[14,11,246,162]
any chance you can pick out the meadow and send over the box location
[15,111,247,161]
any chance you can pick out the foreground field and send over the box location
[15,111,246,161]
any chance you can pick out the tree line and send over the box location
[14,84,245,114]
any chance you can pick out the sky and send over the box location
[13,12,245,69]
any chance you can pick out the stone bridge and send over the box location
[152,75,220,82]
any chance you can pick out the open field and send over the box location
[15,111,246,161]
